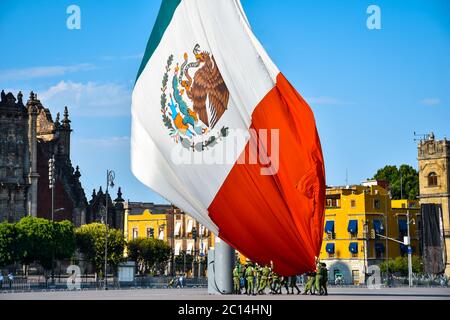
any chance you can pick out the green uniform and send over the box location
[255,266,261,293]
[281,276,289,294]
[245,265,255,295]
[289,276,301,294]
[271,272,280,294]
[303,272,316,295]
[258,266,270,294]
[315,263,323,293]
[233,267,240,294]
[320,265,328,295]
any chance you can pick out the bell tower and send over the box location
[418,132,450,275]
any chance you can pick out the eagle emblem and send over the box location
[160,44,230,152]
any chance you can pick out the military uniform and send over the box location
[233,266,240,294]
[271,272,280,294]
[255,265,262,294]
[314,262,323,294]
[258,265,270,294]
[320,263,328,295]
[281,276,289,294]
[289,276,301,294]
[245,264,255,295]
[302,272,316,295]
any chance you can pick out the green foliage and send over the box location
[75,223,125,275]
[0,222,19,267]
[379,256,424,276]
[127,237,171,275]
[14,216,76,270]
[174,251,194,273]
[373,164,419,200]
[0,216,77,271]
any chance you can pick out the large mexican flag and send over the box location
[131,0,325,275]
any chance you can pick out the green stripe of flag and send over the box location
[135,0,182,83]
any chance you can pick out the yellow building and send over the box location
[124,202,215,277]
[124,203,172,243]
[319,181,420,285]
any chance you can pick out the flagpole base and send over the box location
[208,237,234,295]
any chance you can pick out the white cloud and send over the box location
[100,53,144,61]
[0,64,95,81]
[420,98,441,106]
[75,136,130,148]
[306,96,353,106]
[39,80,131,117]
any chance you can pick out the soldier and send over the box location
[258,264,270,294]
[281,276,290,294]
[289,275,301,294]
[233,265,241,294]
[240,264,247,294]
[255,264,262,294]
[320,263,328,296]
[302,272,316,295]
[245,262,255,295]
[315,261,323,295]
[271,271,280,294]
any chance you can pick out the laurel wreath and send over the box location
[160,55,229,152]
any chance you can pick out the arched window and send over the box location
[428,172,438,187]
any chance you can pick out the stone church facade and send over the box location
[418,132,450,275]
[0,90,88,226]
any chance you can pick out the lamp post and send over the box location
[48,155,56,221]
[104,170,115,290]
[48,155,56,285]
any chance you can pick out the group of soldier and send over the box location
[232,259,328,296]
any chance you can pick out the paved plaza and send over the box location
[1,287,449,300]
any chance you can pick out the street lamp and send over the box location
[104,170,115,290]
[48,155,56,221]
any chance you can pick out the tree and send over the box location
[53,220,76,261]
[0,222,19,268]
[16,216,55,271]
[379,256,423,276]
[373,164,419,200]
[174,251,194,273]
[75,223,125,278]
[15,216,76,275]
[127,238,171,275]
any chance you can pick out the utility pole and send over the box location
[375,209,414,287]
[406,209,413,287]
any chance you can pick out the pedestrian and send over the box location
[179,274,184,288]
[7,272,14,289]
[320,263,328,296]
[232,265,241,294]
[245,262,255,295]
[289,275,301,294]
[0,273,3,289]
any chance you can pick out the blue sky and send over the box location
[0,0,449,203]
